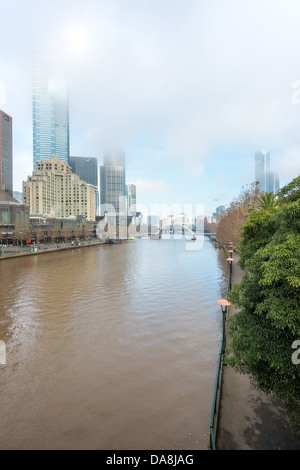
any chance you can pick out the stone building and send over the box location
[23,157,96,221]
[0,190,30,241]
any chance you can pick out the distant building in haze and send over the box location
[13,191,23,204]
[0,110,13,196]
[255,150,279,194]
[23,158,96,221]
[126,183,136,216]
[33,46,69,170]
[100,150,126,216]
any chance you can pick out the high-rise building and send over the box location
[23,157,96,221]
[33,47,69,170]
[0,110,13,196]
[267,171,280,195]
[69,156,98,187]
[255,150,279,194]
[126,183,136,215]
[100,150,126,215]
[255,150,270,193]
[69,156,99,215]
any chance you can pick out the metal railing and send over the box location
[208,255,233,450]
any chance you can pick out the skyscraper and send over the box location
[69,156,99,216]
[126,183,136,215]
[0,110,13,196]
[255,150,279,194]
[100,150,126,216]
[33,47,69,170]
[255,150,270,193]
[69,156,98,187]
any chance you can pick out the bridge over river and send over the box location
[149,224,217,239]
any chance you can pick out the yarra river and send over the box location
[0,236,228,450]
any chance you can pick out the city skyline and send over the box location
[1,0,300,217]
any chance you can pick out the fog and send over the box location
[1,0,300,212]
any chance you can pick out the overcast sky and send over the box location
[1,0,300,216]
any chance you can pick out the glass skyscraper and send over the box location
[0,110,13,196]
[255,150,279,194]
[126,183,136,215]
[255,150,270,193]
[69,156,99,215]
[33,47,69,170]
[100,150,126,216]
[69,156,98,187]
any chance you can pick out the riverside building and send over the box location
[23,158,96,221]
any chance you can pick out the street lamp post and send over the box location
[217,299,231,353]
[226,257,234,290]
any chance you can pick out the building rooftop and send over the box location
[0,190,20,205]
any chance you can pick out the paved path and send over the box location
[216,256,300,450]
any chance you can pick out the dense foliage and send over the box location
[217,182,261,248]
[225,175,300,435]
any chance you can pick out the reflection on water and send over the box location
[0,237,227,450]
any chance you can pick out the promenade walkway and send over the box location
[0,239,106,260]
[216,257,300,450]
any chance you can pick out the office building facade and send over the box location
[69,156,98,187]
[33,49,69,170]
[100,150,126,215]
[23,158,96,221]
[0,110,13,196]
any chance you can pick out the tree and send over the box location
[62,226,71,242]
[73,226,81,240]
[217,182,262,248]
[249,192,279,212]
[35,227,44,244]
[49,226,58,243]
[226,175,300,435]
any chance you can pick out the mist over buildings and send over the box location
[1,0,300,213]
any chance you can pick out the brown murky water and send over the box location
[0,237,227,450]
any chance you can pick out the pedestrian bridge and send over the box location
[149,224,217,238]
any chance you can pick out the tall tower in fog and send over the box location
[255,150,270,193]
[255,150,279,194]
[32,46,69,170]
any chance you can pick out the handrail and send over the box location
[208,253,233,450]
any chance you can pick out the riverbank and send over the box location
[216,254,300,450]
[0,239,131,260]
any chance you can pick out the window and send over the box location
[0,209,9,224]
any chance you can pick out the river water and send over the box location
[0,236,227,450]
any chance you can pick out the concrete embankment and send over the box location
[216,255,300,450]
[0,240,109,260]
